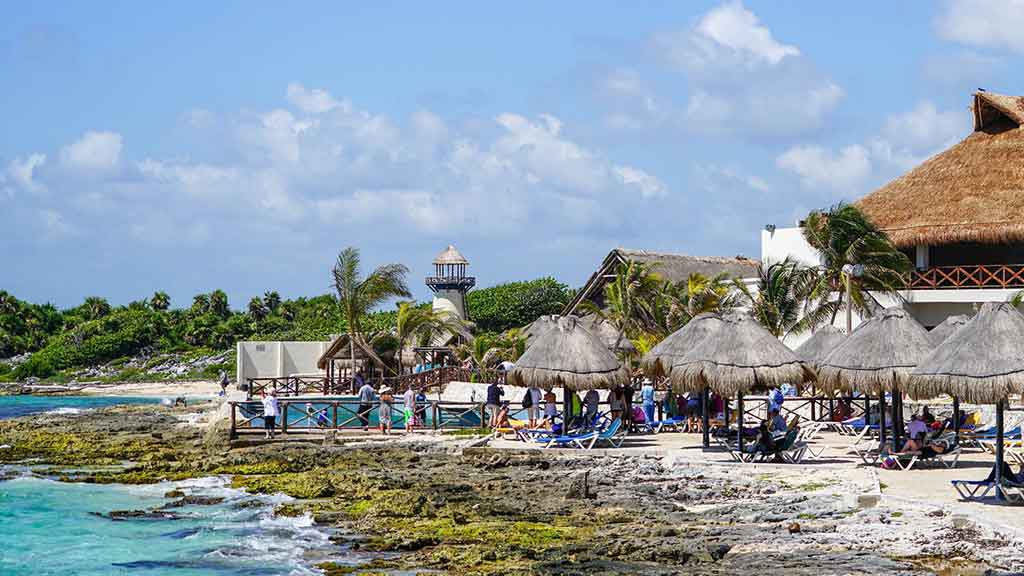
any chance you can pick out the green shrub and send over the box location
[466,278,571,333]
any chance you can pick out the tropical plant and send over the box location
[392,302,466,375]
[801,203,911,328]
[83,296,111,321]
[263,291,282,313]
[466,277,572,333]
[150,291,171,312]
[332,246,412,383]
[664,272,738,330]
[581,260,663,341]
[248,297,269,332]
[735,258,820,337]
[209,290,231,320]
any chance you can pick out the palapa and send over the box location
[927,314,970,347]
[816,308,932,395]
[640,312,722,377]
[794,325,846,370]
[522,314,635,355]
[668,311,812,396]
[908,303,1024,403]
[507,315,628,391]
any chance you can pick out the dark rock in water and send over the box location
[164,489,185,498]
[162,528,202,539]
[159,496,225,509]
[92,509,183,521]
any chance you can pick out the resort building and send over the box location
[764,90,1024,332]
[563,248,759,315]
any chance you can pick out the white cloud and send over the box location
[286,82,345,114]
[7,153,47,193]
[38,209,74,239]
[935,0,1024,53]
[776,144,871,193]
[614,166,667,198]
[60,131,122,172]
[612,1,841,139]
[879,101,967,152]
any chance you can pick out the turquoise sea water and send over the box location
[0,396,351,575]
[0,394,160,420]
[0,474,343,575]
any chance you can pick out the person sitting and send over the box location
[746,421,777,455]
[831,398,854,422]
[897,431,947,457]
[921,405,936,425]
[906,414,928,441]
[494,401,513,429]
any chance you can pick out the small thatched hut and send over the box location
[668,312,812,397]
[640,312,722,378]
[508,315,628,391]
[927,314,970,347]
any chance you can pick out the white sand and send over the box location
[78,380,222,397]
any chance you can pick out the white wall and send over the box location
[236,341,330,384]
[761,227,822,267]
[433,289,466,319]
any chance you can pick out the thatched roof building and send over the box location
[817,308,933,394]
[857,91,1024,248]
[563,248,758,315]
[508,315,629,390]
[668,312,812,396]
[522,314,635,355]
[909,303,1024,403]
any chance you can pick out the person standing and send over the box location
[403,386,417,434]
[218,371,229,397]
[641,380,656,427]
[261,390,279,440]
[379,386,394,435]
[525,384,542,429]
[609,386,624,422]
[486,381,504,428]
[623,381,635,430]
[415,389,427,426]
[583,389,600,428]
[357,380,375,431]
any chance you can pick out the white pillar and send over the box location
[915,245,929,270]
[276,341,285,378]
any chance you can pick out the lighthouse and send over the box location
[426,245,475,320]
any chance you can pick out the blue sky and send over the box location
[2,0,1023,309]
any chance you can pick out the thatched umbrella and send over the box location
[794,325,847,422]
[817,307,932,448]
[523,314,635,355]
[909,302,1024,497]
[640,313,722,378]
[794,325,846,369]
[668,311,813,451]
[640,313,724,448]
[927,314,970,347]
[508,315,629,392]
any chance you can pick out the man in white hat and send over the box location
[378,385,394,435]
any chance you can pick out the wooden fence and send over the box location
[910,264,1024,289]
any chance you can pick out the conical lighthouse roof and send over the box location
[433,245,469,265]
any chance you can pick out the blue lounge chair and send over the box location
[541,418,626,449]
[640,416,686,434]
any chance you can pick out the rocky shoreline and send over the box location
[1,399,1022,575]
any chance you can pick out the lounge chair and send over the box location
[951,478,1024,504]
[885,445,962,470]
[539,418,626,449]
[640,416,686,434]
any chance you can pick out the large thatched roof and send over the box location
[508,315,629,391]
[908,303,1024,403]
[563,248,758,315]
[927,314,970,346]
[668,312,812,396]
[793,325,846,369]
[857,91,1024,248]
[817,308,932,394]
[640,313,721,378]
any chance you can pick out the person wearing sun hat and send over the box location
[378,385,394,435]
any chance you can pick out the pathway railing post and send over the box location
[281,401,289,436]
[230,402,237,440]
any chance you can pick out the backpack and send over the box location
[522,390,533,409]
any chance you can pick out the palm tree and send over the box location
[735,258,819,338]
[83,296,111,320]
[582,259,663,341]
[209,290,230,319]
[665,272,738,330]
[393,302,465,375]
[332,247,411,386]
[263,291,282,313]
[150,291,171,312]
[801,203,911,329]
[191,294,211,315]
[248,297,269,332]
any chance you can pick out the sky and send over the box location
[2,0,1024,309]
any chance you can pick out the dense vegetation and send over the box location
[0,275,574,382]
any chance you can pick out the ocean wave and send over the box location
[44,407,84,416]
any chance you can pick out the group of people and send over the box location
[357,376,427,435]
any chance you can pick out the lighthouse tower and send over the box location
[426,245,475,320]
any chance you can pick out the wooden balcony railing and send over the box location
[245,366,503,399]
[909,264,1024,290]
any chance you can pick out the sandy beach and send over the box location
[77,380,222,397]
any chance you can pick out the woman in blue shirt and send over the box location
[641,381,655,424]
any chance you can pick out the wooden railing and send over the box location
[910,264,1024,289]
[246,366,504,399]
